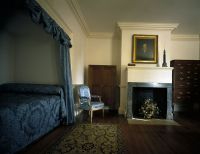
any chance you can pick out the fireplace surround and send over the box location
[127,82,173,120]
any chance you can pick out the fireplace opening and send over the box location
[132,87,167,119]
[127,82,173,119]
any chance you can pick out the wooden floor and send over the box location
[20,111,200,154]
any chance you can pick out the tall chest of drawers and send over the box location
[170,60,200,111]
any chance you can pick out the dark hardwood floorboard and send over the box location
[19,111,200,154]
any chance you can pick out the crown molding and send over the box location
[37,0,115,39]
[66,0,116,39]
[88,32,114,39]
[171,34,199,41]
[36,0,73,38]
[66,0,90,36]
[118,22,179,31]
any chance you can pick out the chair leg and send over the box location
[91,110,93,123]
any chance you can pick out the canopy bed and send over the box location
[0,0,75,153]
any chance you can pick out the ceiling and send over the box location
[76,0,200,35]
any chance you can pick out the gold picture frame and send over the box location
[132,34,158,63]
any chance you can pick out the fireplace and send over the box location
[127,82,173,120]
[126,66,173,119]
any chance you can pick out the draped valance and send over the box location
[26,0,71,46]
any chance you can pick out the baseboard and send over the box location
[174,103,200,113]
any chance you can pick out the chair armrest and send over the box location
[91,95,101,101]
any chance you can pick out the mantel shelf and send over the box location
[127,66,173,70]
[127,66,173,83]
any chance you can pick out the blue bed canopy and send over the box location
[26,0,75,124]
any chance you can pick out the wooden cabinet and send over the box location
[88,65,117,109]
[170,60,200,111]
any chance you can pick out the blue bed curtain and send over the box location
[26,0,75,124]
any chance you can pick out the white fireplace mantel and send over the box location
[127,66,173,83]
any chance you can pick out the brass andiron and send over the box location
[162,49,167,67]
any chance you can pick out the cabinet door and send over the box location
[88,65,117,109]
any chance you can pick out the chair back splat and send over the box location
[77,85,105,123]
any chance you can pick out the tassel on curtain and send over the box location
[26,0,75,124]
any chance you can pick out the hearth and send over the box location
[127,82,173,120]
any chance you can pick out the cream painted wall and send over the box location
[85,37,121,83]
[84,30,199,115]
[0,32,15,84]
[14,35,60,84]
[86,38,113,65]
[171,38,199,60]
[5,11,61,84]
[37,0,87,84]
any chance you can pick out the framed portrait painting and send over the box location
[132,34,158,64]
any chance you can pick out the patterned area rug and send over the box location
[46,124,125,154]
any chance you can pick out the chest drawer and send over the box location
[174,82,200,89]
[173,89,192,103]
[171,60,200,104]
[173,70,200,81]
